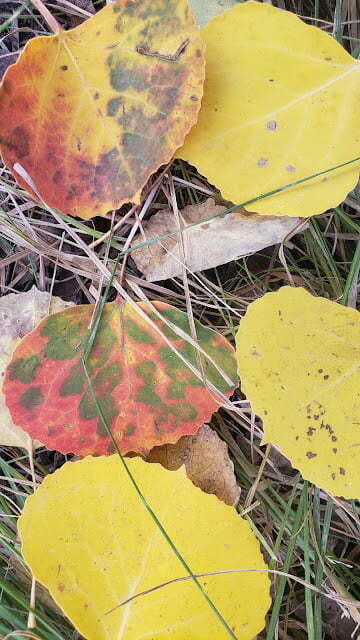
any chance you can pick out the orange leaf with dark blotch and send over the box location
[3,301,237,455]
[0,0,204,219]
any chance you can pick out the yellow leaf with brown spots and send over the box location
[146,424,241,506]
[0,0,204,219]
[177,1,360,217]
[236,287,360,498]
[0,286,73,450]
[19,455,271,639]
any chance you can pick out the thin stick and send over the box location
[105,567,360,615]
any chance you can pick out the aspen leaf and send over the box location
[132,198,302,281]
[4,300,237,455]
[0,0,205,219]
[177,1,360,217]
[0,287,73,449]
[236,287,360,498]
[146,423,241,506]
[18,455,271,639]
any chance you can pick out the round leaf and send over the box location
[19,455,271,639]
[0,0,205,219]
[177,2,360,217]
[236,286,360,498]
[4,300,237,455]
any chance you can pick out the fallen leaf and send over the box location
[177,2,360,217]
[0,286,73,449]
[131,198,302,281]
[146,423,240,506]
[4,300,237,455]
[19,455,271,639]
[236,286,360,498]
[189,0,239,28]
[0,0,205,219]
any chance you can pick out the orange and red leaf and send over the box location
[0,0,205,218]
[4,300,237,455]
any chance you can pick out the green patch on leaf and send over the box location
[19,386,43,410]
[124,318,155,344]
[8,354,40,384]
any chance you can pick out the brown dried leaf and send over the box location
[146,424,241,506]
[131,198,302,281]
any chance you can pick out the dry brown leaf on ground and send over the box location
[0,286,73,449]
[131,198,302,281]
[146,424,241,506]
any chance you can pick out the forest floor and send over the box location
[0,0,359,639]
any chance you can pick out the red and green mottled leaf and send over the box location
[3,301,237,455]
[0,0,205,219]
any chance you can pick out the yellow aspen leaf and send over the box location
[0,286,73,449]
[236,287,360,498]
[0,0,205,219]
[19,455,271,639]
[146,423,241,506]
[177,1,360,217]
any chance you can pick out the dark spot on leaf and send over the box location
[9,354,40,383]
[60,65,68,71]
[332,448,337,454]
[323,374,329,380]
[53,169,62,183]
[339,467,345,475]
[124,424,136,436]
[267,120,277,131]
[6,126,30,159]
[331,473,336,480]
[306,451,317,459]
[107,97,122,117]
[257,157,268,168]
[19,386,43,410]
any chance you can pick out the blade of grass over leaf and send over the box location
[81,359,238,639]
[126,155,360,258]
